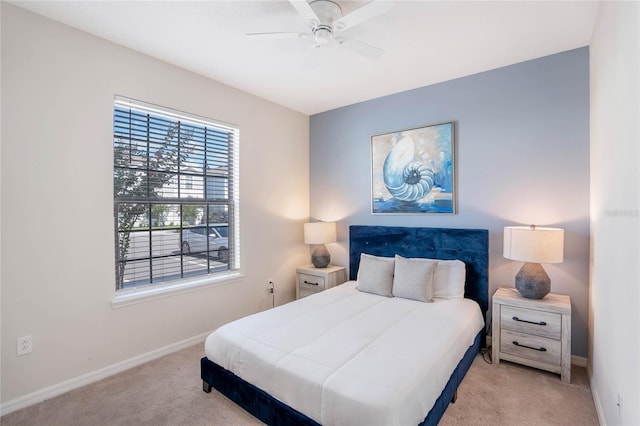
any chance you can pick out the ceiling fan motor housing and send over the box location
[309,0,342,45]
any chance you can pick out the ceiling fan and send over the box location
[247,0,394,60]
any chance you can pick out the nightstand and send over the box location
[296,265,346,299]
[492,287,571,383]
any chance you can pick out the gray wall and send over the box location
[309,48,590,357]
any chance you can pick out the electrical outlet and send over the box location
[17,336,32,356]
[268,279,275,293]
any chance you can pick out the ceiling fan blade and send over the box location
[334,0,394,32]
[288,0,320,27]
[337,38,384,61]
[246,32,309,39]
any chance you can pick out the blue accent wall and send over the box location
[309,47,590,357]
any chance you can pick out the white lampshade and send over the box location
[304,222,337,245]
[503,225,564,264]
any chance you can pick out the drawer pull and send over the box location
[304,280,319,286]
[512,341,547,352]
[512,316,547,326]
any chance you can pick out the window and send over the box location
[113,96,239,291]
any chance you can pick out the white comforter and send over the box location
[205,281,484,426]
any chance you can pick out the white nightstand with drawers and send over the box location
[492,287,571,383]
[296,265,346,299]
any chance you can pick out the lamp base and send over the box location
[515,262,550,299]
[311,244,330,268]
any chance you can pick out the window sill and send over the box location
[111,272,244,309]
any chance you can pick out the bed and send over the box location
[201,225,489,425]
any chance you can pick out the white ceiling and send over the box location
[12,0,599,115]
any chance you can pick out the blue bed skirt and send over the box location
[201,331,482,426]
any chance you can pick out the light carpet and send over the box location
[1,345,598,426]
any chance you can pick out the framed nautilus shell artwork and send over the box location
[371,121,455,214]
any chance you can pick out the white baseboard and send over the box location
[0,331,211,416]
[571,355,588,367]
[589,373,607,426]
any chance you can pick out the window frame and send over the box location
[112,96,240,302]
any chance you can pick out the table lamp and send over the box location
[304,221,337,268]
[503,225,564,299]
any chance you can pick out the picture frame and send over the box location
[371,121,455,214]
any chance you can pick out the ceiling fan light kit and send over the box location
[247,0,392,60]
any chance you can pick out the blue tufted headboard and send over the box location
[349,225,489,319]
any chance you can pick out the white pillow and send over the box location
[433,259,466,299]
[392,255,437,302]
[356,253,395,297]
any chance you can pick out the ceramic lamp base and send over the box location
[515,262,550,299]
[311,244,330,268]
